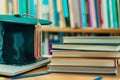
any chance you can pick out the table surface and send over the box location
[2,66,120,80]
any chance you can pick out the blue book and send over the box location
[29,0,36,16]
[80,0,88,28]
[53,0,59,26]
[62,0,69,18]
[18,0,27,14]
[62,0,70,26]
[94,0,99,28]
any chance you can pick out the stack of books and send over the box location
[49,36,120,75]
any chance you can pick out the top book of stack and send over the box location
[63,36,120,44]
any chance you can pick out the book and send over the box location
[98,0,103,27]
[112,0,119,28]
[52,50,120,58]
[28,0,36,16]
[62,0,70,27]
[50,58,117,67]
[18,0,27,14]
[94,0,99,28]
[8,0,13,14]
[52,43,120,52]
[53,0,59,26]
[13,0,18,14]
[49,65,118,75]
[109,0,114,28]
[101,0,109,28]
[63,36,120,44]
[0,0,7,14]
[68,0,76,28]
[57,0,66,27]
[80,0,88,28]
[88,0,96,28]
[117,0,120,28]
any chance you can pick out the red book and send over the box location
[98,0,103,28]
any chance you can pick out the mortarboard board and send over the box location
[0,14,52,65]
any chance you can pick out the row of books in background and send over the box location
[49,36,120,74]
[0,0,120,29]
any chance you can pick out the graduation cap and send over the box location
[0,14,52,65]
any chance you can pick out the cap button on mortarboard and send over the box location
[14,14,21,18]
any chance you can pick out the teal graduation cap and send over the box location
[0,14,52,65]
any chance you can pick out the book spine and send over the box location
[13,0,18,14]
[109,0,114,28]
[101,0,109,28]
[8,0,13,14]
[57,0,66,27]
[80,0,88,28]
[73,0,81,27]
[117,0,120,28]
[0,0,7,14]
[68,0,75,28]
[106,0,111,28]
[29,0,36,16]
[98,0,103,27]
[94,0,99,28]
[18,0,27,14]
[62,0,70,27]
[37,0,42,18]
[88,0,96,28]
[53,0,59,26]
[112,0,119,28]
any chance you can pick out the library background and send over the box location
[1,0,120,78]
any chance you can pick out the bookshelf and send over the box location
[41,27,120,34]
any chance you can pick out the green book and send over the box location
[18,0,27,14]
[112,0,119,28]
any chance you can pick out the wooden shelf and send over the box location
[41,27,120,34]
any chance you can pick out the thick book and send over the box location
[52,43,120,52]
[49,65,118,75]
[63,36,120,44]
[50,58,117,67]
[52,50,120,58]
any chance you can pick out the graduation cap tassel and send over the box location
[34,20,42,59]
